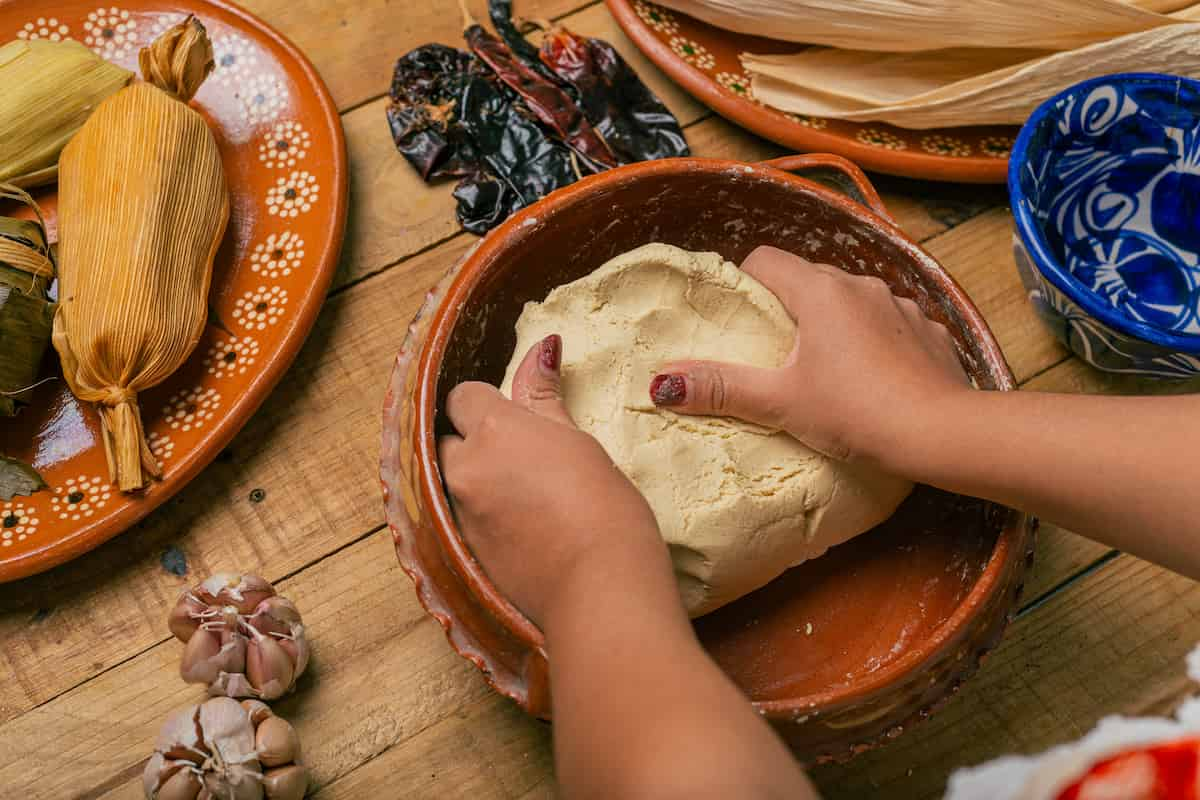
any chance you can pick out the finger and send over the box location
[437,434,467,492]
[510,334,575,426]
[739,245,839,311]
[445,381,506,437]
[649,360,788,428]
[895,296,927,336]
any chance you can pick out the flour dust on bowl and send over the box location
[380,154,1034,761]
[1010,72,1200,378]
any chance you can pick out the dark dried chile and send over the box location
[453,76,580,235]
[463,22,619,171]
[488,0,561,84]
[386,44,481,180]
[539,27,690,163]
[386,4,690,234]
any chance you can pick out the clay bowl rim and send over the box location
[414,156,1022,717]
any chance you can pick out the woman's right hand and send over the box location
[648,245,971,471]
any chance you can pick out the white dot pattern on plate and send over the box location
[83,7,137,60]
[266,171,319,218]
[162,387,222,433]
[250,231,305,278]
[237,72,289,127]
[634,1,679,34]
[232,286,288,330]
[51,476,112,521]
[920,134,972,158]
[213,33,259,88]
[1,501,41,545]
[17,17,70,41]
[202,336,261,378]
[668,36,714,71]
[147,431,175,471]
[258,121,311,169]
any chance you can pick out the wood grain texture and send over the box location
[2,2,1195,799]
[235,0,592,111]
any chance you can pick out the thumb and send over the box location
[649,361,787,428]
[511,334,575,426]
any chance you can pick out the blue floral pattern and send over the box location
[1011,74,1200,377]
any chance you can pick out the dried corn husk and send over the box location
[0,185,55,417]
[746,23,1200,128]
[0,39,132,189]
[654,0,1172,51]
[53,16,228,492]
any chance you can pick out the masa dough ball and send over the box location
[500,243,913,616]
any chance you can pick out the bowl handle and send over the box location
[759,154,893,223]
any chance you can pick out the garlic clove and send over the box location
[240,699,273,726]
[168,594,209,642]
[276,633,309,686]
[155,708,207,763]
[155,767,202,800]
[255,715,301,767]
[261,764,308,800]
[180,629,223,684]
[246,635,295,700]
[211,671,258,699]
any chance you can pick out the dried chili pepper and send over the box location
[462,10,618,171]
[488,0,562,85]
[453,75,580,234]
[386,44,482,180]
[539,27,691,163]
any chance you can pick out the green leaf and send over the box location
[0,455,46,501]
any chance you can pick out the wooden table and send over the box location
[3,2,1200,798]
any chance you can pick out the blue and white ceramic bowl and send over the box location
[1010,73,1200,378]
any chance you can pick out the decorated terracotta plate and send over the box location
[606,0,1017,183]
[0,0,348,581]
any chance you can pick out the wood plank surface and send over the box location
[2,0,1198,798]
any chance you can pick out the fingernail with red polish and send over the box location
[650,373,687,406]
[539,334,562,373]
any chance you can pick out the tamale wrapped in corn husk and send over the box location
[653,0,1172,52]
[744,22,1200,128]
[0,185,55,416]
[53,17,229,492]
[0,39,132,189]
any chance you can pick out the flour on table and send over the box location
[500,243,913,616]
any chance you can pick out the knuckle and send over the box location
[706,368,729,413]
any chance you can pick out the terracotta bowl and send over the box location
[380,154,1035,762]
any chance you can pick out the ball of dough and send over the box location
[500,243,913,616]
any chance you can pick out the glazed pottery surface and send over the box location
[381,154,1035,761]
[0,0,348,581]
[606,0,1017,183]
[1011,73,1200,377]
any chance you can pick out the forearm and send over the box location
[885,390,1200,578]
[543,533,816,800]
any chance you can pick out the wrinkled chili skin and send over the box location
[464,23,619,171]
[386,44,482,180]
[454,76,580,234]
[541,29,690,163]
[488,0,563,84]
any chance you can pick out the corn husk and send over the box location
[0,39,132,189]
[653,0,1172,52]
[746,23,1200,128]
[53,17,228,492]
[0,185,54,416]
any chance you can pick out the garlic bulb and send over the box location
[169,573,309,700]
[143,697,308,800]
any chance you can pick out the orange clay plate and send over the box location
[0,0,348,581]
[606,0,1017,183]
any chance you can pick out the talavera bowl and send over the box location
[381,154,1035,762]
[1011,73,1200,377]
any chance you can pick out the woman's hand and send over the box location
[648,245,970,470]
[439,335,664,628]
